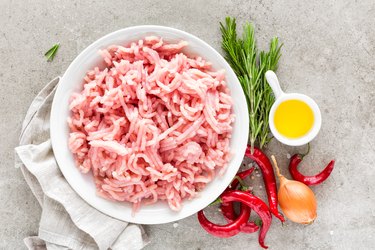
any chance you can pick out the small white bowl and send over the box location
[266,71,321,146]
[50,26,249,224]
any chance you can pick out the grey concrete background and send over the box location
[1,0,374,249]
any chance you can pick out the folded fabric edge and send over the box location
[23,236,47,250]
[19,77,60,142]
[39,228,97,250]
[15,148,44,206]
[15,141,148,250]
[111,224,150,250]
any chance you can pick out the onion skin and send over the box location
[278,176,317,224]
[271,155,318,225]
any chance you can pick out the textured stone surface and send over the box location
[1,0,374,249]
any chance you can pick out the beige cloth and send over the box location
[15,77,149,250]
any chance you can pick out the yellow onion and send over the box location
[271,155,317,224]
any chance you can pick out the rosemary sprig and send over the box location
[44,43,60,61]
[220,17,282,152]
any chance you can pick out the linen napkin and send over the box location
[14,77,149,250]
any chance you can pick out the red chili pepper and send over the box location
[221,201,259,233]
[228,167,255,190]
[221,168,259,233]
[198,202,251,238]
[245,145,285,222]
[221,169,254,224]
[289,154,335,186]
[221,168,255,219]
[221,190,272,249]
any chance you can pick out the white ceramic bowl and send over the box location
[266,71,322,146]
[50,25,249,224]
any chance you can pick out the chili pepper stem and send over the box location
[254,218,263,227]
[233,176,248,189]
[210,197,222,206]
[300,143,311,159]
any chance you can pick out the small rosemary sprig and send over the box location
[220,17,282,151]
[44,43,60,61]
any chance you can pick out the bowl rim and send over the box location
[50,25,249,224]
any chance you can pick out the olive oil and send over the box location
[274,100,314,138]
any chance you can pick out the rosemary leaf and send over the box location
[45,43,60,61]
